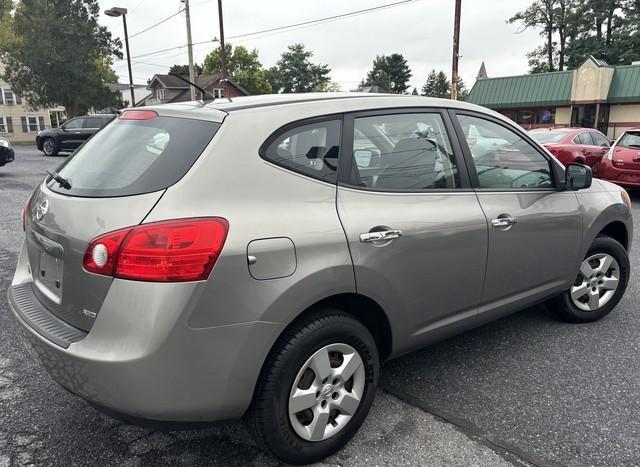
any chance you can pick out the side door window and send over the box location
[348,112,460,190]
[591,131,610,148]
[456,115,553,189]
[262,119,341,184]
[84,117,103,129]
[575,132,594,146]
[63,118,84,130]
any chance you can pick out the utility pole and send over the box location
[183,0,197,100]
[104,7,135,106]
[451,0,462,100]
[217,0,227,82]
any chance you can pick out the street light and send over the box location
[104,7,135,107]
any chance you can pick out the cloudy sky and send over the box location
[101,0,540,91]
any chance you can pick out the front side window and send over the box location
[530,130,571,144]
[349,113,459,190]
[263,119,341,183]
[458,114,553,189]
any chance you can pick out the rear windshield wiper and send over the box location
[46,169,72,190]
[169,73,216,101]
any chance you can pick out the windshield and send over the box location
[618,131,640,149]
[529,131,571,144]
[48,116,219,197]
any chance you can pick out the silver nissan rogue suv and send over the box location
[9,94,632,464]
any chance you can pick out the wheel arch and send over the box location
[598,220,629,250]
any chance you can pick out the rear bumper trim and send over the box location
[8,282,87,348]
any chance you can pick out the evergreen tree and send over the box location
[362,53,412,94]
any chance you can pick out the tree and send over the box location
[362,53,412,94]
[203,43,271,94]
[169,64,203,75]
[0,0,121,116]
[266,44,331,93]
[508,0,638,72]
[509,0,558,72]
[421,70,450,98]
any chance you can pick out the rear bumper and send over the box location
[9,246,284,423]
[598,161,640,187]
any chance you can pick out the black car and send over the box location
[36,114,115,156]
[0,136,15,167]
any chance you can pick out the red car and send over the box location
[529,127,611,174]
[599,128,640,188]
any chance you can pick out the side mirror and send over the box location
[354,149,373,168]
[565,163,592,190]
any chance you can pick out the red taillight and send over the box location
[21,194,32,231]
[119,110,158,121]
[83,218,229,282]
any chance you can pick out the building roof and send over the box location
[466,70,574,108]
[608,65,640,103]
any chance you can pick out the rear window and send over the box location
[529,130,571,144]
[618,131,640,149]
[48,116,219,197]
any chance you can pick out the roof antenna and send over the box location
[169,73,215,102]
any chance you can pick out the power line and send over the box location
[117,0,423,62]
[129,9,183,38]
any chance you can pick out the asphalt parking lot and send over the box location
[2,146,640,466]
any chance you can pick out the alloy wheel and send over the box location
[43,140,54,156]
[288,343,365,442]
[570,253,620,312]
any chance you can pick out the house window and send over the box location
[157,89,165,100]
[0,117,7,133]
[27,116,40,132]
[2,89,15,105]
[213,88,224,98]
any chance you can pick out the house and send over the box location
[0,62,65,143]
[143,74,249,106]
[466,56,640,139]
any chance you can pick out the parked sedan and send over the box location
[599,128,640,188]
[529,127,610,174]
[36,114,115,156]
[10,95,632,465]
[0,136,15,167]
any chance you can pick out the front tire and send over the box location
[42,138,58,156]
[246,310,379,465]
[548,236,629,323]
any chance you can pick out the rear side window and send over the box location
[262,120,341,183]
[48,116,219,197]
[84,117,105,129]
[591,132,610,147]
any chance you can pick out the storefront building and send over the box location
[467,56,640,139]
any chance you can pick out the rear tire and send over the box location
[246,309,379,465]
[548,236,629,323]
[42,138,58,156]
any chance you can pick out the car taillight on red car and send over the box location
[83,218,229,282]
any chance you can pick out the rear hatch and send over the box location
[24,110,220,331]
[614,130,640,171]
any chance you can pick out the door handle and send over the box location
[360,229,402,243]
[491,216,517,228]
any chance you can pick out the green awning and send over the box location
[467,71,574,109]
[608,65,640,103]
